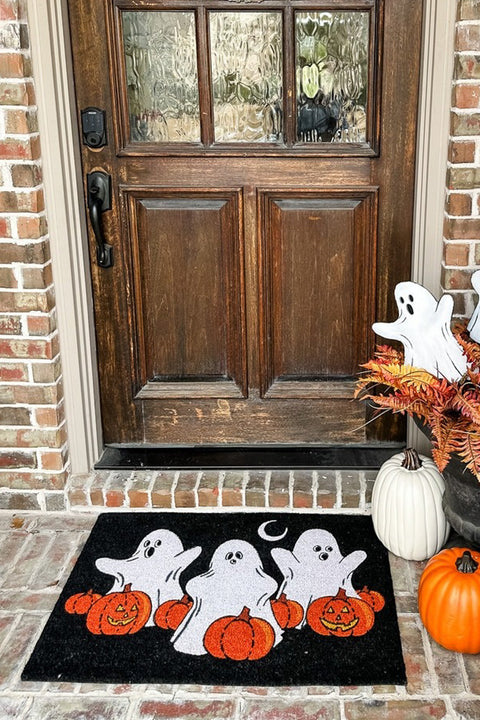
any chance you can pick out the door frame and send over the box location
[27,0,455,473]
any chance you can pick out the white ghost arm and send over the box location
[373,281,467,382]
[176,546,202,569]
[271,548,298,580]
[468,270,480,343]
[95,556,126,589]
[338,550,366,585]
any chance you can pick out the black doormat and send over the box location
[95,444,403,470]
[22,512,406,687]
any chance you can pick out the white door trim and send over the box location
[27,0,456,472]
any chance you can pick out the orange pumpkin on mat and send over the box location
[204,606,275,661]
[86,583,151,635]
[307,588,375,637]
[271,593,303,629]
[65,589,102,615]
[418,548,480,654]
[154,594,193,630]
[357,586,385,613]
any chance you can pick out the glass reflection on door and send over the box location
[296,11,369,144]
[122,11,201,143]
[210,12,283,143]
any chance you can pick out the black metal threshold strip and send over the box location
[95,444,403,471]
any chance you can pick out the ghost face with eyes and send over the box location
[172,539,282,655]
[372,281,467,382]
[271,529,366,627]
[95,529,202,625]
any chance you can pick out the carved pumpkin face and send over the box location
[86,584,151,635]
[307,588,375,637]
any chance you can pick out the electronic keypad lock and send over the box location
[81,107,107,149]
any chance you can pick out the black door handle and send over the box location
[87,171,113,268]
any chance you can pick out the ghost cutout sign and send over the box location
[172,539,283,655]
[271,529,366,628]
[95,530,202,626]
[468,270,480,343]
[372,281,467,382]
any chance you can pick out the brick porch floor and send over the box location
[0,470,479,719]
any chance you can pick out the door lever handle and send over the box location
[87,171,113,268]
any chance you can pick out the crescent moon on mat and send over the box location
[258,520,288,542]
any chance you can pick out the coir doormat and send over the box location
[22,512,406,686]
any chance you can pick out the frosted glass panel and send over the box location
[122,12,200,143]
[296,12,369,144]
[210,12,283,143]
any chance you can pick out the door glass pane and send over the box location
[210,12,283,143]
[296,12,369,144]
[122,11,200,143]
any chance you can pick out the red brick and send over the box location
[0,188,44,213]
[449,140,476,164]
[445,217,480,239]
[39,450,65,471]
[197,470,220,507]
[0,80,29,105]
[292,470,314,508]
[35,405,63,427]
[245,471,267,507]
[221,471,245,506]
[454,83,480,109]
[22,264,52,290]
[16,216,47,239]
[446,192,473,216]
[0,240,49,262]
[0,338,55,359]
[458,0,480,20]
[456,24,480,52]
[174,471,198,507]
[455,54,480,80]
[0,1,17,20]
[0,267,17,288]
[447,167,480,189]
[11,162,41,187]
[242,700,341,720]
[0,362,28,381]
[5,108,38,135]
[0,136,40,160]
[0,315,21,334]
[151,471,175,508]
[27,314,55,336]
[269,470,290,508]
[444,242,470,266]
[345,700,446,720]
[0,52,25,78]
[138,700,238,719]
[0,406,30,425]
[0,217,11,237]
[451,111,480,136]
[0,452,36,469]
[442,267,473,290]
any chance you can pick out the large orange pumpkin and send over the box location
[418,548,480,654]
[270,593,303,629]
[203,606,275,661]
[65,589,102,615]
[154,594,193,630]
[357,586,385,613]
[86,583,151,635]
[307,588,375,637]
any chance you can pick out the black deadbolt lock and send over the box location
[81,107,107,149]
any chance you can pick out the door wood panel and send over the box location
[124,189,247,399]
[67,0,423,446]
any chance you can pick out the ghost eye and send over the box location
[154,539,162,547]
[326,546,333,552]
[409,294,414,302]
[399,296,404,303]
[235,551,243,560]
[226,552,234,560]
[144,540,150,547]
[313,545,322,552]
[116,605,125,612]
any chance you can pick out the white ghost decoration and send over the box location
[95,529,202,625]
[372,281,467,382]
[172,539,282,655]
[467,270,480,343]
[271,529,366,628]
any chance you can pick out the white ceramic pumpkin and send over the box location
[372,448,450,561]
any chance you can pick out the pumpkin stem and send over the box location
[124,584,132,592]
[238,606,251,622]
[455,550,479,574]
[335,588,348,601]
[401,447,423,471]
[180,594,190,604]
[279,593,287,602]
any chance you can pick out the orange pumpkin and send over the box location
[154,594,193,630]
[270,593,304,629]
[86,583,151,635]
[307,588,375,637]
[65,588,102,615]
[203,606,275,661]
[357,586,385,613]
[418,548,480,654]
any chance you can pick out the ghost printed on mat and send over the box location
[271,529,366,628]
[172,539,283,656]
[95,530,202,626]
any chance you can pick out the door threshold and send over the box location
[95,444,403,471]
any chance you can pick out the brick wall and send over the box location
[0,0,480,511]
[0,0,68,510]
[443,0,480,316]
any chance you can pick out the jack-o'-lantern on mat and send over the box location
[307,588,375,637]
[86,584,151,635]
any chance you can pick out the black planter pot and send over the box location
[442,454,480,547]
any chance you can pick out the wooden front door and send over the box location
[68,0,423,445]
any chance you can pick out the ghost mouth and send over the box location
[321,617,359,632]
[107,615,136,627]
[318,553,329,561]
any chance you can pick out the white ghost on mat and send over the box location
[172,539,282,655]
[271,529,366,628]
[468,270,480,343]
[372,281,467,382]
[95,529,201,625]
